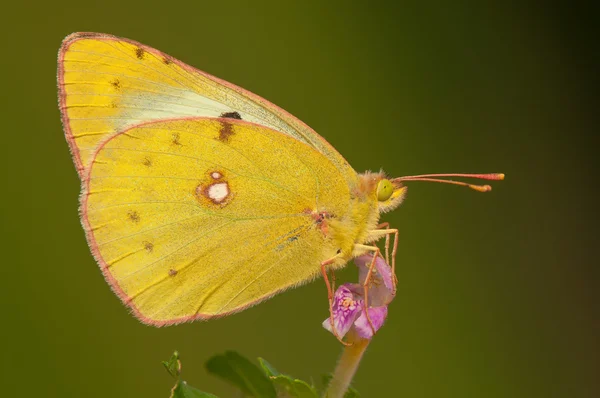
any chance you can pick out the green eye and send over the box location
[377,179,394,201]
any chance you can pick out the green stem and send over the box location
[324,331,370,398]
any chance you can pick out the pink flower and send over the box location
[323,255,394,339]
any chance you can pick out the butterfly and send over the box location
[57,32,503,337]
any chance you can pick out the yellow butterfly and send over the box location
[57,32,503,330]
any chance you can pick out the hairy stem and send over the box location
[324,331,370,398]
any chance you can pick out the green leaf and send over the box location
[164,351,218,397]
[343,387,360,398]
[170,380,218,398]
[259,358,317,398]
[271,376,317,398]
[321,374,360,398]
[205,351,276,398]
[163,351,182,378]
[258,357,280,377]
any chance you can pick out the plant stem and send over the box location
[324,331,370,398]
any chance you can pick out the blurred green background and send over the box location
[2,1,597,397]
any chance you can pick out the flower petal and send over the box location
[322,284,363,338]
[374,256,394,292]
[354,254,372,280]
[355,255,394,306]
[354,306,388,339]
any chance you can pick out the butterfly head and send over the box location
[376,178,407,213]
[356,171,409,213]
[360,171,504,214]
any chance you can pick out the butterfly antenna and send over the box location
[392,173,504,192]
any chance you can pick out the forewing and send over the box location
[58,32,354,182]
[82,118,352,324]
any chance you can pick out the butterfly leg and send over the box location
[364,228,400,300]
[331,267,337,295]
[376,222,391,264]
[352,244,383,335]
[390,228,399,295]
[320,261,351,346]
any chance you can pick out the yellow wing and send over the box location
[82,117,355,325]
[58,32,353,183]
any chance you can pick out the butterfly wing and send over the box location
[58,32,353,183]
[83,117,354,324]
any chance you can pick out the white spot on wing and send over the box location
[208,182,229,203]
[211,172,222,179]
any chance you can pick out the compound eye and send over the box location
[377,179,394,201]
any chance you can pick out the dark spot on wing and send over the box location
[218,121,235,142]
[163,56,172,65]
[336,249,342,254]
[142,157,152,167]
[135,47,145,60]
[127,210,140,223]
[111,79,121,90]
[110,101,118,108]
[168,269,178,276]
[276,235,299,252]
[143,241,154,253]
[172,132,182,146]
[220,111,242,120]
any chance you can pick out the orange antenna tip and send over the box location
[477,173,505,181]
[469,184,492,192]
